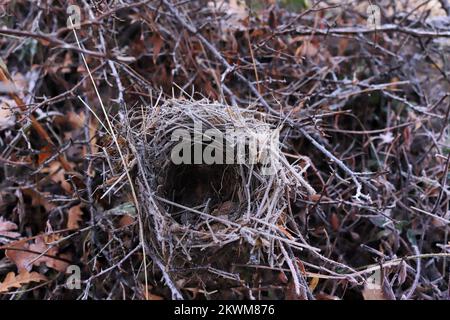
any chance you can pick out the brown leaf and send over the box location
[37,38,50,46]
[37,144,52,165]
[209,0,248,31]
[338,37,349,56]
[277,271,288,284]
[0,217,20,240]
[310,194,322,202]
[41,161,73,193]
[119,215,135,228]
[402,126,412,150]
[268,9,277,29]
[152,34,163,64]
[22,188,56,212]
[277,224,294,240]
[54,111,86,141]
[295,41,319,58]
[147,293,164,300]
[296,258,307,275]
[308,277,320,292]
[0,271,47,293]
[6,236,70,273]
[285,278,305,300]
[83,116,99,159]
[67,205,83,230]
[330,212,340,231]
[145,290,164,300]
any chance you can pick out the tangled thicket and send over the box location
[0,0,449,300]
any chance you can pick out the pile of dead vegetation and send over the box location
[0,0,449,300]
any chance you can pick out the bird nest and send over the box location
[125,99,320,298]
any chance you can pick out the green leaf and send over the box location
[104,202,137,217]
[280,0,309,11]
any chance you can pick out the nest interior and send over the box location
[160,163,241,223]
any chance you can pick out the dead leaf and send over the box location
[22,188,57,212]
[82,116,99,160]
[6,236,70,273]
[330,212,340,231]
[119,215,135,228]
[285,278,305,300]
[308,277,319,292]
[145,290,164,300]
[296,258,307,275]
[208,0,248,31]
[0,98,16,130]
[277,224,294,240]
[0,217,20,240]
[310,194,322,201]
[0,271,47,293]
[151,34,163,64]
[41,161,72,193]
[278,271,289,284]
[338,37,349,56]
[37,38,50,47]
[37,144,53,165]
[268,9,277,29]
[67,111,85,129]
[67,205,83,230]
[296,41,319,58]
[403,126,412,150]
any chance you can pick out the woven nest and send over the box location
[126,99,321,298]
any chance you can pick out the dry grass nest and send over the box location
[119,98,340,299]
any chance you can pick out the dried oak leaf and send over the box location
[37,144,52,165]
[145,288,164,300]
[67,205,83,230]
[6,236,70,273]
[41,161,73,193]
[0,271,47,293]
[22,188,56,212]
[0,217,20,240]
[362,285,385,300]
[119,215,135,228]
[145,285,164,300]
